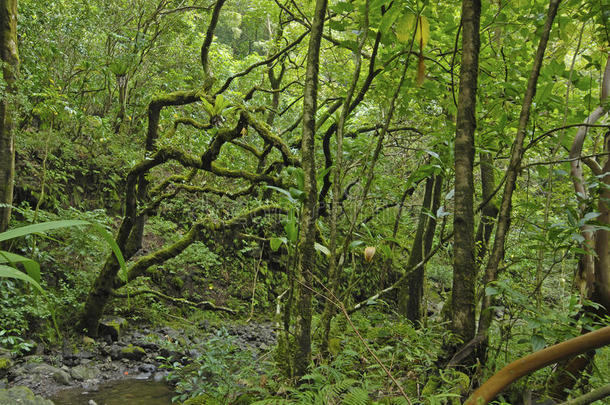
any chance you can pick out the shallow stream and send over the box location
[50,379,173,405]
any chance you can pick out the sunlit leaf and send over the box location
[314,242,330,256]
[270,237,287,251]
[395,13,430,49]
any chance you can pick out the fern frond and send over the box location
[250,398,291,405]
[388,396,410,405]
[342,387,371,405]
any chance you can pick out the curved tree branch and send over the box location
[201,0,227,77]
[465,326,610,405]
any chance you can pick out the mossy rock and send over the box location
[70,364,100,380]
[121,345,146,360]
[0,386,55,405]
[0,357,13,372]
[99,316,128,341]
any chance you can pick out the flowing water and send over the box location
[50,379,173,405]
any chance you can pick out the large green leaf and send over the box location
[284,218,298,243]
[88,222,128,282]
[0,220,90,242]
[0,220,127,283]
[0,264,46,296]
[378,4,401,36]
[0,251,41,283]
[265,186,297,204]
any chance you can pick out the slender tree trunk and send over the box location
[320,0,369,357]
[421,172,443,325]
[398,175,434,321]
[594,127,610,313]
[451,0,481,346]
[293,0,327,378]
[477,0,561,351]
[0,0,19,233]
[474,152,498,267]
[113,74,128,134]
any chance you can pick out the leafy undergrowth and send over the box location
[155,309,470,405]
[152,304,610,405]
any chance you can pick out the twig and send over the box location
[246,246,264,323]
[520,152,610,169]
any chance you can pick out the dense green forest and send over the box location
[0,0,609,404]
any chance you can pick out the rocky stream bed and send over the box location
[0,318,277,404]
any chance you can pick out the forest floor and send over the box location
[3,319,277,398]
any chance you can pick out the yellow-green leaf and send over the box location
[395,13,415,43]
[395,13,430,49]
[417,15,430,49]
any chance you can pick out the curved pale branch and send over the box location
[465,326,610,405]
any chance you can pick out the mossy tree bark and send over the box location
[0,0,18,232]
[292,0,328,379]
[451,0,481,347]
[81,202,284,336]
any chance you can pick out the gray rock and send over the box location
[153,371,168,382]
[132,340,159,351]
[70,364,100,381]
[121,345,146,361]
[0,386,55,405]
[30,364,72,385]
[78,350,94,360]
[52,369,72,385]
[138,363,156,373]
[108,344,124,360]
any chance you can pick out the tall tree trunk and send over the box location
[113,74,128,134]
[293,0,327,378]
[0,0,18,233]
[477,0,561,353]
[474,152,498,267]
[398,175,434,321]
[451,0,481,346]
[320,0,369,357]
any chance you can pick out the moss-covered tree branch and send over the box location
[112,288,236,314]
